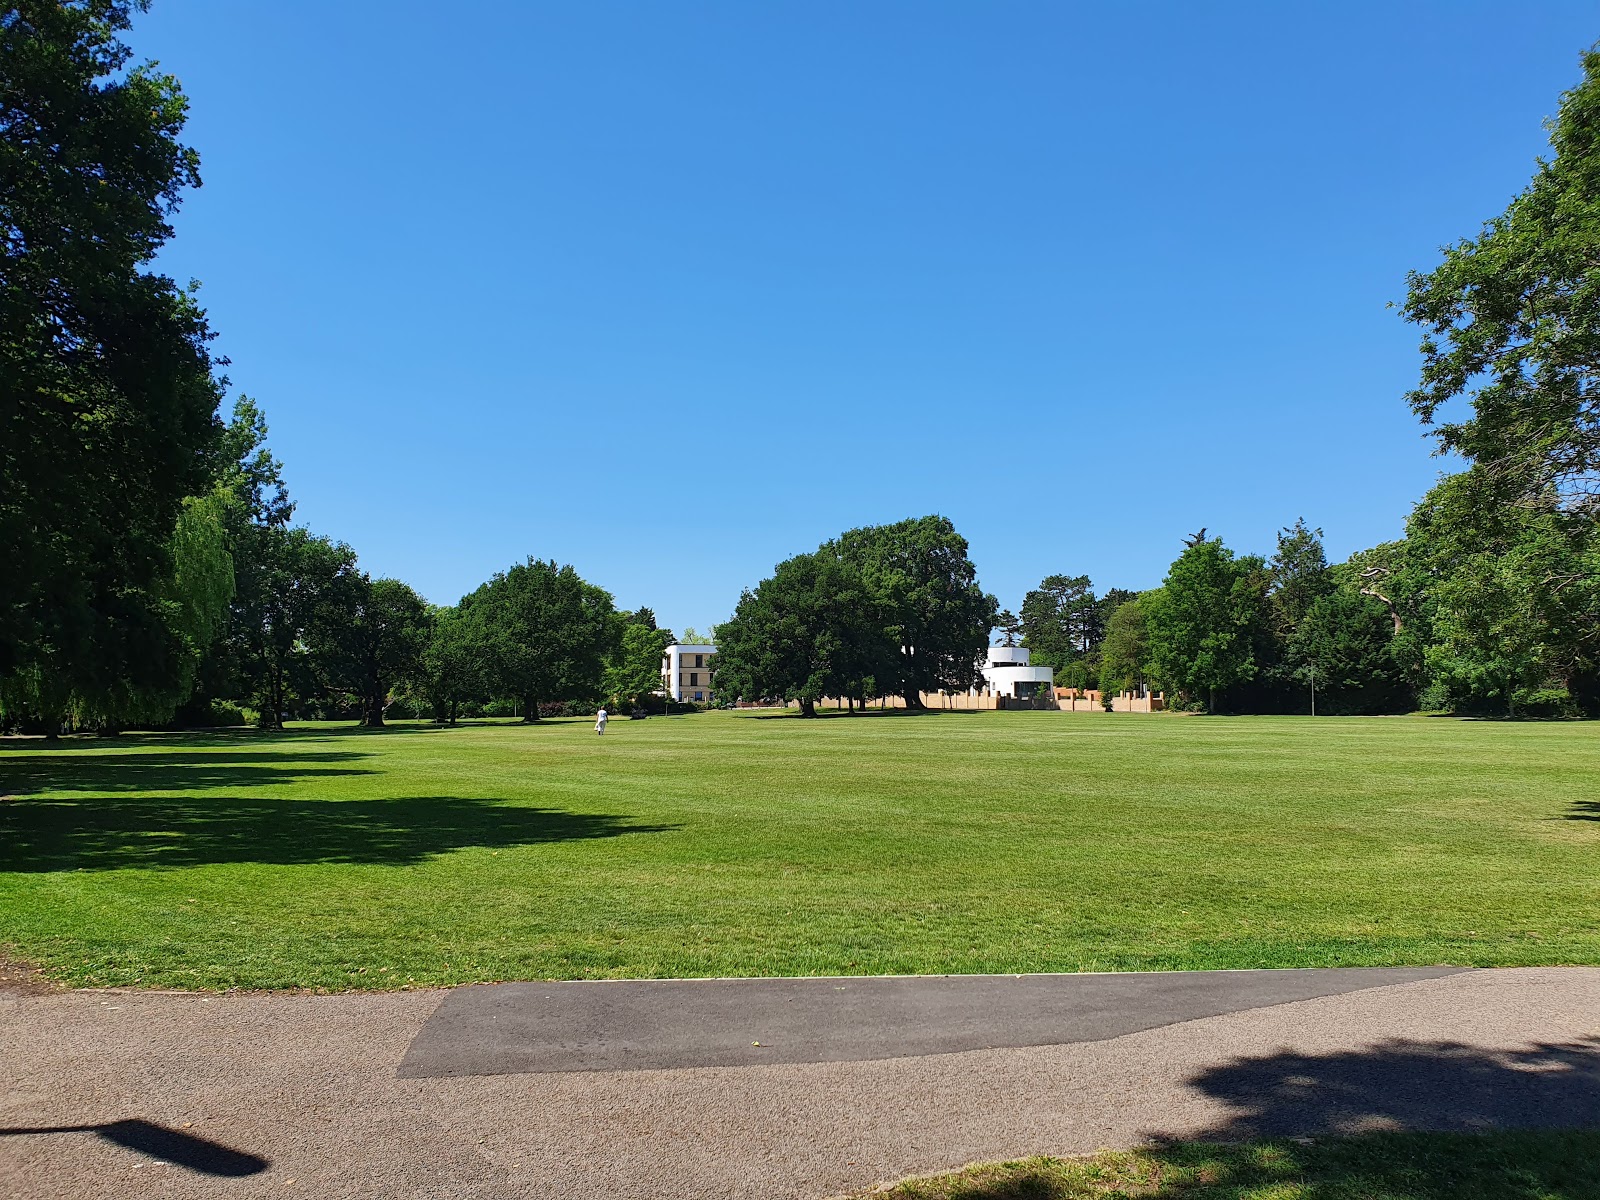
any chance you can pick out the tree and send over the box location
[837,516,995,706]
[994,609,1022,646]
[711,550,888,717]
[317,576,431,727]
[1097,597,1149,698]
[606,622,673,710]
[233,527,362,729]
[467,559,616,720]
[1,1,225,695]
[1020,575,1097,670]
[1145,537,1265,712]
[1285,590,1412,715]
[1404,46,1600,519]
[1270,519,1334,633]
[1408,470,1599,715]
[418,605,482,725]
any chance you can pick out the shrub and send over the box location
[1515,688,1578,719]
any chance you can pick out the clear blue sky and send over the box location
[135,1,1598,633]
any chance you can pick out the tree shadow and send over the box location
[1566,801,1600,821]
[903,1041,1600,1198]
[0,751,377,797]
[0,1119,267,1176]
[0,794,677,871]
[1165,1037,1600,1141]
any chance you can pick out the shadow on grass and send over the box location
[0,750,378,797]
[1567,800,1600,821]
[886,1040,1600,1198]
[0,1119,267,1177]
[0,794,677,871]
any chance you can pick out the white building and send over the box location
[662,643,716,703]
[980,644,1054,699]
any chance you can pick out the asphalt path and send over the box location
[399,967,1463,1077]
[3,967,1598,1199]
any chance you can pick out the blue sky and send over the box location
[136,1,1598,633]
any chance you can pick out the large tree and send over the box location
[233,527,362,729]
[1400,48,1600,716]
[1,1,225,699]
[1020,574,1098,669]
[1285,589,1412,716]
[1404,46,1600,518]
[711,550,889,716]
[836,515,995,707]
[1145,537,1267,712]
[317,576,432,727]
[1097,596,1150,698]
[467,559,616,720]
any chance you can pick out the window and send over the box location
[694,654,703,668]
[689,672,699,685]
[694,691,703,701]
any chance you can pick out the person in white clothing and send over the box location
[595,707,608,736]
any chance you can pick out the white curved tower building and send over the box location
[980,644,1054,699]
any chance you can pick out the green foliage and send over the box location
[231,527,363,729]
[463,559,617,718]
[0,0,225,702]
[1286,590,1412,715]
[712,549,888,716]
[418,606,484,724]
[1097,597,1149,697]
[1270,518,1334,633]
[1404,46,1600,517]
[606,623,673,709]
[315,576,432,727]
[1020,574,1099,670]
[836,515,997,705]
[1145,539,1268,712]
[1408,471,1599,715]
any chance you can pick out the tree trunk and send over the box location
[903,691,926,711]
[799,698,817,718]
[1209,685,1216,714]
[522,695,539,723]
[363,692,385,727]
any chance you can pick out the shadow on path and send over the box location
[0,1119,268,1176]
[1169,1037,1600,1141]
[903,1041,1600,1198]
[0,794,677,871]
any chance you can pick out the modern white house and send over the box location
[662,643,716,703]
[979,644,1054,699]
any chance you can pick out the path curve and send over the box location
[3,967,1598,1199]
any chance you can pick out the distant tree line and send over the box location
[3,9,1595,728]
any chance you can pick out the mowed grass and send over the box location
[856,1131,1600,1199]
[0,710,1596,989]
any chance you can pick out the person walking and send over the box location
[595,706,608,736]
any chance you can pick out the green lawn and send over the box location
[0,710,1596,990]
[856,1132,1600,1199]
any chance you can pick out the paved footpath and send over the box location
[3,967,1599,1199]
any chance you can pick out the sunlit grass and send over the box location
[0,710,1595,989]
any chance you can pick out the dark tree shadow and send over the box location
[1566,801,1600,821]
[899,1042,1600,1198]
[0,751,377,797]
[1167,1037,1600,1141]
[0,794,677,871]
[0,1119,267,1176]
